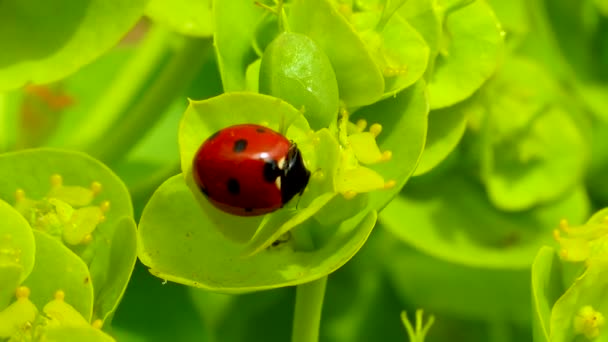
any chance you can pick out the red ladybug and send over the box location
[192,124,311,216]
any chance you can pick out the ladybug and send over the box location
[192,124,311,216]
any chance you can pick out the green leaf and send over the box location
[0,264,22,311]
[23,230,93,322]
[381,171,590,268]
[0,199,35,284]
[550,261,608,341]
[146,0,213,37]
[259,32,340,130]
[138,175,377,293]
[531,246,563,342]
[478,57,589,211]
[381,237,531,323]
[426,0,504,109]
[88,216,137,322]
[399,0,442,63]
[178,92,311,243]
[413,101,467,176]
[0,148,135,323]
[44,326,116,342]
[289,0,385,107]
[0,0,148,91]
[214,1,265,91]
[352,81,429,211]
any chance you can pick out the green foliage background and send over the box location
[1,0,608,341]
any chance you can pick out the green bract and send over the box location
[0,0,147,91]
[0,149,137,323]
[259,32,340,130]
[290,0,385,107]
[146,0,213,37]
[532,208,608,342]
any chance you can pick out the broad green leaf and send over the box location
[146,0,213,37]
[362,14,429,97]
[44,326,116,342]
[426,0,504,109]
[0,149,135,323]
[399,0,442,63]
[214,1,265,91]
[352,81,429,211]
[138,175,377,293]
[0,264,22,311]
[178,92,311,243]
[88,216,137,322]
[478,58,589,211]
[23,230,93,321]
[290,0,385,107]
[550,261,608,341]
[0,199,35,284]
[381,171,590,268]
[531,246,563,342]
[381,236,531,323]
[259,32,340,130]
[413,101,467,176]
[0,0,148,91]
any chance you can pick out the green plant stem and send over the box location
[291,276,328,342]
[86,35,212,164]
[67,25,172,148]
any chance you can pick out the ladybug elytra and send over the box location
[192,124,311,216]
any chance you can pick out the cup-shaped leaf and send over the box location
[146,0,213,37]
[382,170,590,268]
[214,1,265,91]
[531,246,564,342]
[0,0,147,91]
[23,230,93,322]
[289,0,385,107]
[0,149,136,323]
[178,92,312,243]
[259,32,340,130]
[138,175,377,292]
[351,81,429,211]
[476,57,589,211]
[425,0,504,109]
[0,199,35,284]
[44,326,116,342]
[412,101,468,176]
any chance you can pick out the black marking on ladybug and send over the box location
[208,130,221,141]
[281,144,311,205]
[256,127,267,133]
[233,139,248,152]
[263,159,281,183]
[199,186,209,197]
[244,207,253,213]
[227,178,240,195]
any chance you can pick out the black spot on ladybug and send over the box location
[256,127,266,133]
[263,159,281,183]
[227,178,240,195]
[208,130,221,141]
[244,207,253,213]
[199,185,209,197]
[233,139,248,152]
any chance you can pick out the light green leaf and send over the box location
[413,101,467,176]
[146,0,213,37]
[0,0,148,91]
[0,199,35,284]
[427,0,504,109]
[214,1,265,91]
[23,230,93,322]
[44,325,116,342]
[352,81,428,211]
[290,0,385,107]
[382,171,590,268]
[0,264,22,311]
[138,175,377,293]
[531,246,563,342]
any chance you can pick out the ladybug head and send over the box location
[281,143,310,205]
